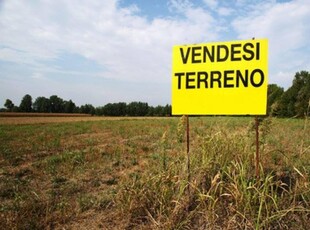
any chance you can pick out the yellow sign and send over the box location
[171,39,268,115]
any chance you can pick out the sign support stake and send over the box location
[255,116,260,179]
[186,115,190,194]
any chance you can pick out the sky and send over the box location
[0,0,309,107]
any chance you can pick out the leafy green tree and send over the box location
[19,94,32,112]
[294,71,310,116]
[64,100,76,113]
[147,106,155,116]
[95,106,105,116]
[12,106,20,112]
[102,102,127,116]
[278,71,310,117]
[73,106,80,113]
[267,84,284,116]
[33,97,50,112]
[127,102,148,116]
[49,95,64,113]
[102,103,112,116]
[117,102,127,116]
[164,104,172,116]
[80,104,95,115]
[4,99,14,111]
[153,105,165,116]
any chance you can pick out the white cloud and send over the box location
[0,0,226,106]
[203,0,218,10]
[232,0,310,87]
[31,72,46,80]
[271,71,295,89]
[0,0,309,106]
[168,0,193,13]
[0,0,221,85]
[218,7,234,16]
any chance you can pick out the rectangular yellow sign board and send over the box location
[171,39,268,115]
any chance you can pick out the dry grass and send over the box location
[0,112,92,117]
[0,115,168,125]
[0,116,309,229]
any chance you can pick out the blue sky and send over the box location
[0,0,309,107]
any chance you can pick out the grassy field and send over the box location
[0,116,309,229]
[0,115,158,125]
[0,112,92,117]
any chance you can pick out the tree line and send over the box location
[267,71,310,117]
[2,94,171,116]
[2,70,309,117]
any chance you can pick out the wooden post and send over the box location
[251,37,260,179]
[186,115,190,185]
[255,116,260,179]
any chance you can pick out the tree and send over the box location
[164,104,172,116]
[103,103,117,116]
[33,97,50,112]
[49,95,64,113]
[153,105,165,116]
[278,71,310,117]
[19,94,32,112]
[95,106,105,116]
[147,106,155,116]
[4,99,14,111]
[102,102,127,116]
[127,102,148,116]
[267,84,284,116]
[294,71,310,116]
[117,102,127,116]
[80,104,95,115]
[64,100,76,113]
